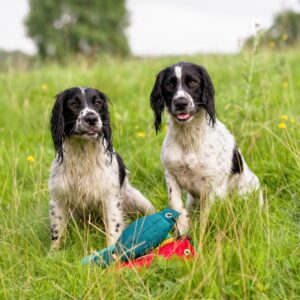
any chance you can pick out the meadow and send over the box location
[0,49,299,299]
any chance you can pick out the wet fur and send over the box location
[150,62,262,236]
[49,87,154,250]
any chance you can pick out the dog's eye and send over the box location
[189,80,198,88]
[94,100,102,108]
[166,81,176,89]
[70,102,79,109]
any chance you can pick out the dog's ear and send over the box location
[199,66,216,126]
[150,70,165,132]
[50,91,66,162]
[98,91,113,156]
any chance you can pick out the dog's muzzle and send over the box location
[83,112,98,126]
[171,97,195,122]
[76,111,101,137]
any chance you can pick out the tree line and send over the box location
[26,0,129,60]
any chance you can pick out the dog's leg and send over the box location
[49,199,67,250]
[237,169,263,206]
[186,193,197,211]
[104,194,125,246]
[166,172,190,236]
[124,182,155,215]
[210,181,228,201]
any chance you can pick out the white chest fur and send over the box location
[162,139,210,195]
[161,116,235,196]
[49,139,120,211]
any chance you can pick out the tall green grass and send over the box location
[0,50,299,299]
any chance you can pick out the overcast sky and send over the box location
[0,0,299,56]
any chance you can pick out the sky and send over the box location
[0,0,299,56]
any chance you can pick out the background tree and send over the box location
[26,0,129,59]
[244,10,300,50]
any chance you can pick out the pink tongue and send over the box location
[177,113,190,120]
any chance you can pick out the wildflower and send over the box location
[269,41,275,48]
[282,81,288,89]
[26,155,35,162]
[41,84,48,91]
[278,122,286,129]
[282,34,288,41]
[280,115,288,121]
[136,132,146,138]
[291,118,295,123]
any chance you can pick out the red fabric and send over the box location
[117,238,195,269]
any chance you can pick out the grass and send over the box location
[0,49,300,299]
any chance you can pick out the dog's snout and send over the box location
[174,98,189,110]
[83,113,98,126]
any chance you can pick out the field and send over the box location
[0,49,300,299]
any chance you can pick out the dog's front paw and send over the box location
[175,210,190,238]
[50,239,61,251]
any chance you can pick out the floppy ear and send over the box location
[50,91,66,162]
[150,71,165,132]
[200,67,216,126]
[98,92,113,157]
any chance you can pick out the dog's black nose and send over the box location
[83,113,98,126]
[174,98,189,110]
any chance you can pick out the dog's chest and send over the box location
[49,147,119,209]
[162,145,213,193]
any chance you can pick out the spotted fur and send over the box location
[49,87,155,250]
[150,62,262,236]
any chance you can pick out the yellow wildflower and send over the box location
[136,132,146,138]
[282,81,288,89]
[278,122,286,129]
[280,115,288,121]
[26,155,35,162]
[282,34,288,41]
[269,41,275,48]
[41,84,48,91]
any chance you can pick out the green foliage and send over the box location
[26,0,129,60]
[244,10,300,50]
[0,51,300,299]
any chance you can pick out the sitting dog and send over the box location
[150,62,262,236]
[49,87,154,250]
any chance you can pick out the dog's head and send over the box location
[50,87,112,161]
[150,62,215,132]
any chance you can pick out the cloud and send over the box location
[127,0,300,55]
[0,0,36,54]
[0,0,299,55]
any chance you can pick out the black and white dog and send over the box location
[49,87,154,250]
[150,62,262,236]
